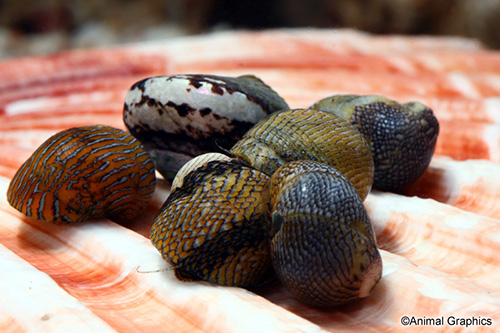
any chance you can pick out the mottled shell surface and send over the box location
[230,108,374,201]
[268,160,382,307]
[7,125,156,223]
[123,74,289,178]
[150,159,271,287]
[311,95,439,192]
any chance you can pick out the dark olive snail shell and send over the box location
[311,95,439,192]
[230,108,374,201]
[7,125,156,223]
[150,154,271,287]
[268,160,382,306]
[123,74,289,179]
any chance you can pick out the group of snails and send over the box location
[7,74,439,307]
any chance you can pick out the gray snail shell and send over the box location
[268,160,382,307]
[230,108,374,201]
[150,154,271,287]
[311,95,439,192]
[123,74,289,179]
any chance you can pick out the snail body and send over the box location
[230,108,374,201]
[150,154,271,287]
[311,95,439,192]
[124,74,289,179]
[268,160,382,306]
[7,125,156,223]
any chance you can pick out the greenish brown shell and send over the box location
[268,160,382,307]
[230,108,374,201]
[150,159,271,287]
[311,95,439,192]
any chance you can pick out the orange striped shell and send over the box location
[7,125,156,223]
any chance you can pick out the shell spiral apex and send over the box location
[170,152,232,192]
[7,125,156,223]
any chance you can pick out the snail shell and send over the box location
[230,108,374,201]
[150,155,271,287]
[268,160,382,307]
[123,74,289,179]
[7,125,156,223]
[311,95,439,192]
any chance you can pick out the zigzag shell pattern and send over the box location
[151,157,271,287]
[2,29,500,331]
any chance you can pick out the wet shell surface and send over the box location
[150,157,271,287]
[311,95,439,192]
[7,125,156,223]
[268,160,382,306]
[123,74,289,178]
[230,108,374,201]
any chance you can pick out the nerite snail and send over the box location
[123,74,289,179]
[7,125,156,223]
[230,108,374,201]
[268,160,382,306]
[150,153,272,287]
[7,72,440,308]
[311,95,439,192]
[151,153,382,306]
